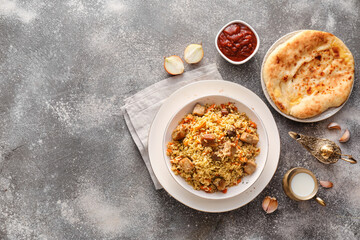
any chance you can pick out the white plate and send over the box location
[148,80,280,212]
[163,95,269,200]
[260,30,353,123]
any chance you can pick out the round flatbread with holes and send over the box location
[263,30,354,119]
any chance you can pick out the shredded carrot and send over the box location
[246,128,251,133]
[240,157,248,163]
[195,121,206,130]
[184,115,194,123]
[219,133,224,140]
[168,142,173,145]
[167,148,172,153]
[202,150,209,155]
[200,185,212,193]
[237,179,242,184]
[222,189,228,194]
[206,104,216,112]
[250,121,257,128]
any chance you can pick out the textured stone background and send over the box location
[0,0,359,239]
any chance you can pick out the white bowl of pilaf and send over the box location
[163,95,269,200]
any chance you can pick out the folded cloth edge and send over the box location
[122,108,163,189]
[123,63,219,106]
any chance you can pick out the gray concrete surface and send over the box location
[0,0,359,239]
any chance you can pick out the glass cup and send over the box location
[282,167,326,206]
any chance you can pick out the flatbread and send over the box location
[263,30,354,119]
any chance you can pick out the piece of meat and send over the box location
[240,132,259,144]
[213,178,226,191]
[221,109,229,116]
[172,125,186,141]
[211,152,221,161]
[179,157,194,173]
[201,134,217,147]
[223,141,236,157]
[202,134,215,141]
[192,103,205,116]
[226,127,236,138]
[244,160,257,175]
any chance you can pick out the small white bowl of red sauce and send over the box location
[215,20,260,65]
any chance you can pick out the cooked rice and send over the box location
[166,103,260,193]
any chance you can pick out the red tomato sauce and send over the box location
[217,23,257,61]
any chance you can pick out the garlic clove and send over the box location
[327,122,341,130]
[262,196,271,210]
[262,196,278,214]
[164,55,185,75]
[184,44,204,64]
[320,180,333,188]
[339,129,350,143]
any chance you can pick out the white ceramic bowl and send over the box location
[163,95,269,200]
[215,20,260,65]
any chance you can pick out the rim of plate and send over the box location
[162,94,269,200]
[148,80,281,212]
[260,30,354,123]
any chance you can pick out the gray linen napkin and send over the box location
[122,63,223,189]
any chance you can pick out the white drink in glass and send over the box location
[290,172,315,198]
